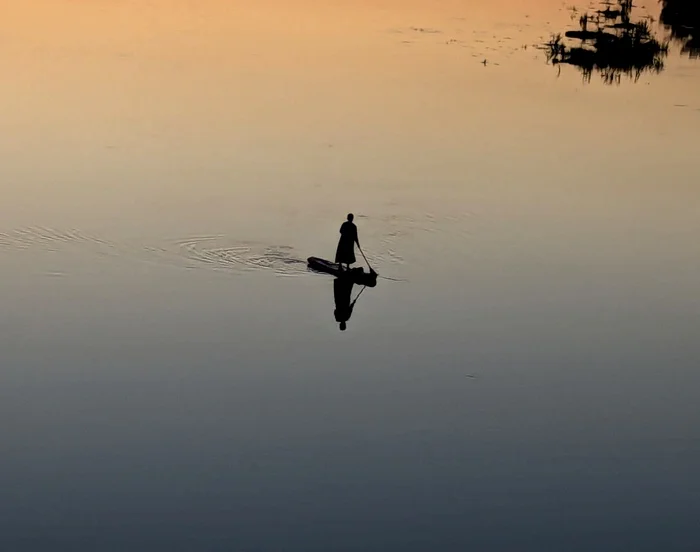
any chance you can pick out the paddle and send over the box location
[357,244,376,274]
[351,285,367,305]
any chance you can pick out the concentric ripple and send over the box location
[155,236,308,276]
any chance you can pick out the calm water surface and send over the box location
[1,0,699,550]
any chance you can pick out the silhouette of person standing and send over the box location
[333,277,355,331]
[335,213,359,271]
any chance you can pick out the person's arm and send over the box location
[354,226,360,246]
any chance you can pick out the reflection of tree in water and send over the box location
[544,0,668,84]
[661,0,700,58]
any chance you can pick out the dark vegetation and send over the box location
[544,0,668,84]
[660,0,700,58]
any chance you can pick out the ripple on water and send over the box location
[368,211,476,263]
[0,225,427,281]
[0,226,122,256]
[153,236,308,277]
[0,227,308,277]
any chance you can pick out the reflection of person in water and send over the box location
[335,213,359,271]
[333,277,355,331]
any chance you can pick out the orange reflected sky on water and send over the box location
[0,0,698,233]
[2,0,693,131]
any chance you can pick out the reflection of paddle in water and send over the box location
[333,278,368,331]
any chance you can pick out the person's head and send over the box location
[340,322,347,331]
[347,213,354,222]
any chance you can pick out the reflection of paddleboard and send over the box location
[307,257,378,287]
